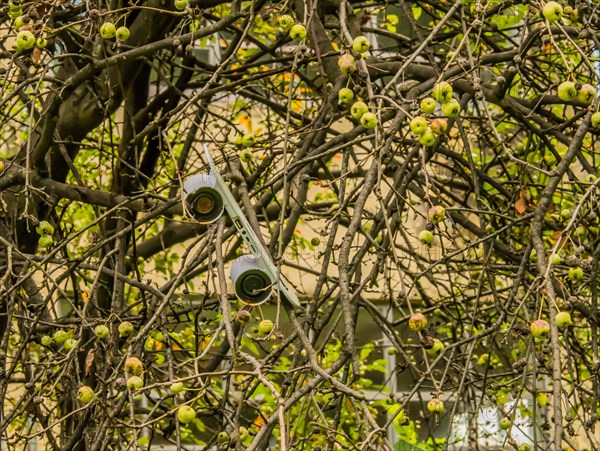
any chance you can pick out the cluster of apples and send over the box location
[409,82,459,148]
[11,8,48,53]
[243,317,275,339]
[556,80,595,104]
[529,310,572,340]
[277,15,307,43]
[99,22,130,41]
[542,1,581,23]
[417,205,446,246]
[40,328,78,352]
[335,37,378,129]
[337,36,371,75]
[341,97,378,129]
[36,220,54,248]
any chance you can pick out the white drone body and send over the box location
[181,144,301,308]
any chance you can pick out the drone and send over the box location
[181,144,301,308]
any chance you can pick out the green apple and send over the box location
[518,445,531,451]
[239,149,253,163]
[542,1,563,23]
[420,97,437,114]
[77,386,95,403]
[578,84,595,103]
[53,330,69,344]
[418,230,434,245]
[338,87,354,104]
[550,254,561,265]
[557,81,577,102]
[16,30,35,52]
[125,357,144,375]
[239,426,249,441]
[174,0,189,10]
[496,391,508,406]
[278,15,294,31]
[499,417,512,430]
[63,338,77,351]
[144,336,156,351]
[177,405,196,423]
[311,237,320,246]
[95,324,109,339]
[360,112,378,129]
[8,2,23,20]
[410,116,428,135]
[38,235,53,248]
[529,249,537,262]
[240,133,256,147]
[408,313,427,332]
[432,81,453,103]
[37,221,54,235]
[592,112,600,128]
[555,311,571,328]
[338,54,357,75]
[100,22,116,39]
[127,376,144,390]
[569,8,579,21]
[115,26,130,42]
[530,319,550,338]
[118,321,134,337]
[476,353,490,366]
[419,129,436,147]
[41,335,53,347]
[154,353,165,364]
[152,330,164,342]
[352,35,371,53]
[567,266,583,282]
[289,24,307,42]
[427,338,444,356]
[560,208,572,220]
[170,382,184,394]
[14,15,25,30]
[574,225,587,238]
[351,101,369,120]
[428,205,446,224]
[258,319,274,335]
[218,431,229,443]
[427,398,444,414]
[441,99,461,118]
[36,37,47,49]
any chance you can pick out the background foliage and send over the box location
[0,0,599,449]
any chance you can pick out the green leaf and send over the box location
[412,4,422,21]
[360,342,374,360]
[386,14,399,25]
[395,438,426,450]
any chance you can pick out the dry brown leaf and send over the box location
[548,231,562,244]
[32,47,41,63]
[85,348,95,376]
[515,190,527,215]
